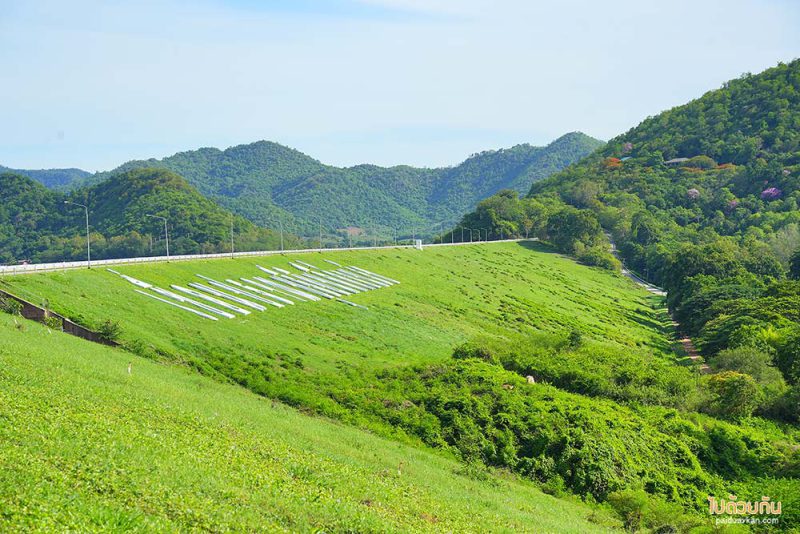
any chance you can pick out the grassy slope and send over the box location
[0,313,617,533]
[0,242,673,530]
[0,242,673,379]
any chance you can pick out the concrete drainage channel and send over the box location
[0,288,118,346]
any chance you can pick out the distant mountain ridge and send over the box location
[0,165,91,190]
[0,169,289,264]
[66,132,601,235]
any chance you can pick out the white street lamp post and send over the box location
[147,214,169,261]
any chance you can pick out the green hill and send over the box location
[0,169,296,264]
[4,243,798,529]
[83,132,602,236]
[453,61,800,428]
[526,60,800,385]
[0,164,91,190]
[0,313,616,532]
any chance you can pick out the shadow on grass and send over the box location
[515,240,560,254]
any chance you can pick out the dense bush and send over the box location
[0,296,23,316]
[96,319,122,342]
[607,489,693,533]
[576,245,621,270]
[323,356,797,517]
[705,371,763,419]
[456,333,698,408]
[42,315,63,330]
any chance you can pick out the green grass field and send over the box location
[0,241,673,375]
[0,312,619,532]
[0,241,679,531]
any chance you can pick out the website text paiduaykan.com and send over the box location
[715,517,780,526]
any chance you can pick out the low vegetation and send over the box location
[0,313,617,532]
[3,242,798,529]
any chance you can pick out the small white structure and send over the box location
[414,239,423,250]
[664,157,690,165]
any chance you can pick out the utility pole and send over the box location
[277,219,284,251]
[64,200,91,268]
[230,215,235,258]
[146,214,169,261]
[461,227,464,242]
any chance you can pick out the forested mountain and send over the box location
[0,169,295,264]
[81,132,601,235]
[455,60,800,420]
[0,165,91,190]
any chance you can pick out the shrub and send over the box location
[0,296,23,316]
[43,315,63,331]
[540,475,567,497]
[710,347,787,411]
[452,343,498,365]
[577,246,621,270]
[608,489,649,532]
[455,461,497,485]
[775,328,800,384]
[771,386,800,423]
[706,371,762,419]
[608,489,692,533]
[685,155,717,169]
[97,319,122,342]
[566,329,584,349]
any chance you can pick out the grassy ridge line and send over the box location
[0,239,528,276]
[0,313,617,532]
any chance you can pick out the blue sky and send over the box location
[1,0,798,171]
